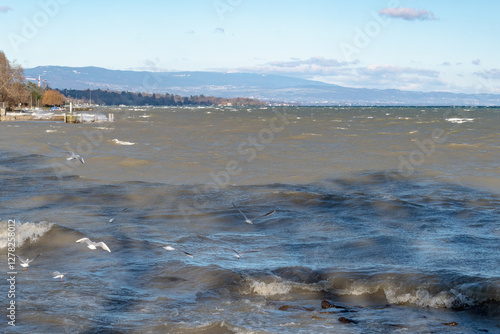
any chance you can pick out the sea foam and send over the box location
[247,280,293,296]
[0,220,53,249]
[329,273,499,309]
[111,139,135,145]
[446,117,474,124]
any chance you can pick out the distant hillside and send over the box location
[26,66,500,106]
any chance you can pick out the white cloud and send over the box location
[379,7,436,21]
[235,57,359,76]
[472,59,481,66]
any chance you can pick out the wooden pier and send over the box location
[64,113,82,123]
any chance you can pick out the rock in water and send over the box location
[321,300,347,309]
[442,322,458,326]
[338,317,358,324]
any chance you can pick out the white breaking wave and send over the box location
[111,139,135,146]
[0,220,54,249]
[384,287,476,309]
[446,117,474,124]
[330,276,497,309]
[247,280,293,296]
[242,276,321,297]
[77,113,108,123]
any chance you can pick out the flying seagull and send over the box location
[232,202,276,224]
[109,207,129,223]
[15,253,42,270]
[224,248,260,259]
[76,238,111,252]
[66,151,85,164]
[162,245,194,258]
[49,143,85,164]
[52,271,67,281]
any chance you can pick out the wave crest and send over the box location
[240,272,322,297]
[327,271,500,309]
[111,138,135,145]
[446,117,474,124]
[239,267,500,310]
[384,287,477,308]
[246,278,293,296]
[0,220,53,249]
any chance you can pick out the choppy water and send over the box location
[1,106,499,333]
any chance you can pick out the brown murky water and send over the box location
[1,106,499,333]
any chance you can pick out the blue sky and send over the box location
[1,0,499,93]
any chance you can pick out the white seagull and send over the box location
[49,143,85,164]
[66,151,85,164]
[52,271,67,281]
[108,207,129,223]
[162,245,194,258]
[15,253,42,270]
[76,238,111,252]
[224,248,260,259]
[232,202,276,225]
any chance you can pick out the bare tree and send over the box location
[0,51,29,109]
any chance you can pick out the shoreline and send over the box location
[0,112,65,122]
[0,112,108,123]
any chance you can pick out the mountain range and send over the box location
[25,66,500,106]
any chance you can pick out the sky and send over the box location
[1,0,499,94]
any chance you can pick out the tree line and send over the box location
[57,88,265,107]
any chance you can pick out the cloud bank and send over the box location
[379,7,436,21]
[474,69,500,80]
[236,57,359,76]
[224,56,498,93]
[359,64,439,78]
[266,57,357,68]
